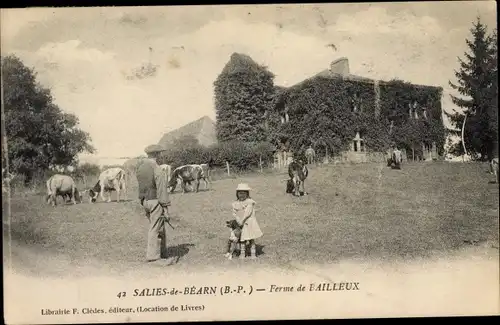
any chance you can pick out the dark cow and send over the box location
[287,159,308,196]
[168,164,209,194]
[46,174,82,206]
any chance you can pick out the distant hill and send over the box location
[158,115,217,149]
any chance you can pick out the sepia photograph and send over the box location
[2,2,499,324]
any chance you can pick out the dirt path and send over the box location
[4,238,499,324]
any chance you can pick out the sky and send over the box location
[1,2,497,161]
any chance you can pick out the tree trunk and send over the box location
[226,161,230,176]
[412,146,415,162]
[461,113,468,159]
[259,155,263,173]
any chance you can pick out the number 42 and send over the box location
[117,291,127,298]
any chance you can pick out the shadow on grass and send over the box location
[86,199,134,204]
[165,243,195,264]
[169,188,213,195]
[238,244,266,257]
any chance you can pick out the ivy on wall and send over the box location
[379,79,445,156]
[268,76,445,158]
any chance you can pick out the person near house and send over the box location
[232,183,263,259]
[305,146,315,165]
[392,146,402,169]
[136,144,172,262]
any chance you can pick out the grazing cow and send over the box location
[287,159,308,196]
[168,164,208,194]
[490,158,499,183]
[159,164,172,184]
[88,167,127,203]
[46,174,81,206]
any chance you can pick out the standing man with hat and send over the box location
[136,144,171,262]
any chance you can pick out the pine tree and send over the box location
[447,17,498,160]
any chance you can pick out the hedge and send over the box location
[158,141,275,172]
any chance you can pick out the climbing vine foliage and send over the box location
[269,77,445,159]
[214,52,446,162]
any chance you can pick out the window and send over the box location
[351,92,362,113]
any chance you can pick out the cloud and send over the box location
[5,4,490,157]
[118,13,148,26]
[334,7,444,40]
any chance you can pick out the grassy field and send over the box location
[4,161,499,277]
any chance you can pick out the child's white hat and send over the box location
[236,183,251,191]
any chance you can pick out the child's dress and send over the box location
[232,198,263,241]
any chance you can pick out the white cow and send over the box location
[46,174,81,206]
[88,167,127,203]
[159,164,172,185]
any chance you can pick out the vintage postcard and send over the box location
[1,2,499,324]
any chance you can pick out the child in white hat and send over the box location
[231,183,263,259]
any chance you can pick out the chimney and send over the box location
[330,57,350,76]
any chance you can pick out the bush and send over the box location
[158,140,274,172]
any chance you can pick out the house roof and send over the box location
[278,57,442,98]
[157,115,217,149]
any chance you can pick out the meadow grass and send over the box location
[4,161,499,276]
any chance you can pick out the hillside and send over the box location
[158,115,217,149]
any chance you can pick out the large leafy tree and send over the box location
[213,53,276,143]
[447,17,498,160]
[2,55,95,181]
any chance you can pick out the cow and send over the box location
[168,164,208,194]
[287,159,308,197]
[159,164,172,185]
[490,158,499,183]
[88,167,127,203]
[46,174,81,206]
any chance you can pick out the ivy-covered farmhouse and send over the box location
[268,57,446,164]
[214,53,446,167]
